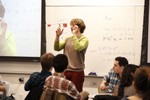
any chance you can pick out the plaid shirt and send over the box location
[103,69,120,93]
[45,73,81,100]
[24,70,52,91]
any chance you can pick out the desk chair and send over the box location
[40,87,74,100]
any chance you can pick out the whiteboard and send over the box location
[46,6,144,76]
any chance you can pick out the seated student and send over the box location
[24,52,54,100]
[0,75,9,96]
[45,54,89,100]
[113,64,139,97]
[0,75,15,100]
[99,56,128,93]
[122,64,150,100]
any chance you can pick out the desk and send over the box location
[83,76,103,99]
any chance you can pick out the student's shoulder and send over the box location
[32,72,40,74]
[30,72,40,77]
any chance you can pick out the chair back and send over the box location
[40,87,74,100]
[93,95,121,100]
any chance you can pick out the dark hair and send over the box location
[134,65,150,100]
[0,0,5,18]
[40,53,54,71]
[70,18,86,33]
[52,54,68,72]
[118,64,139,97]
[115,56,128,67]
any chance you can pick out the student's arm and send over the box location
[99,80,108,91]
[24,72,38,91]
[68,82,81,100]
[99,70,111,91]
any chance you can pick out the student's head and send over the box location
[0,0,5,18]
[40,53,54,71]
[118,64,139,97]
[113,56,128,74]
[134,65,150,100]
[52,54,68,73]
[121,64,139,85]
[70,18,86,33]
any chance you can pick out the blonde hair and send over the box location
[70,18,86,33]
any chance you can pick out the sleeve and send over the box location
[24,73,38,91]
[67,82,81,100]
[54,39,66,51]
[24,76,32,91]
[103,69,112,82]
[72,35,89,52]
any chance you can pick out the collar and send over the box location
[53,72,65,78]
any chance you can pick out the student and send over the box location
[0,76,14,100]
[54,18,89,92]
[0,0,16,56]
[24,52,54,100]
[113,64,139,97]
[45,54,89,100]
[122,64,150,100]
[0,75,9,96]
[99,56,128,93]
